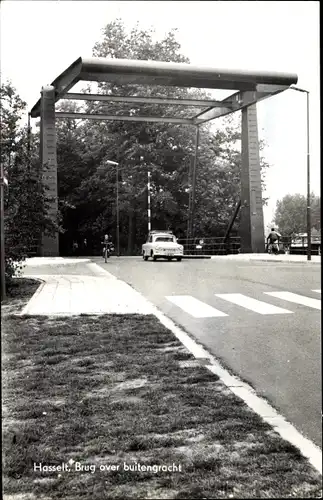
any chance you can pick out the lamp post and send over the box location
[106,160,120,257]
[290,86,311,261]
[147,170,151,233]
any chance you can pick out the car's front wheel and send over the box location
[177,257,182,262]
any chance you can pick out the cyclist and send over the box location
[266,228,281,253]
[102,234,114,258]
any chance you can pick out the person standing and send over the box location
[83,238,88,256]
[72,241,79,255]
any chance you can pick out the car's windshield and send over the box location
[155,236,175,242]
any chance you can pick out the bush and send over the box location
[5,256,26,286]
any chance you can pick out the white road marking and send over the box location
[265,291,321,310]
[166,295,228,317]
[312,289,321,294]
[215,293,293,315]
[237,265,309,268]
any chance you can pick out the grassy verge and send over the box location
[1,277,40,312]
[2,312,322,499]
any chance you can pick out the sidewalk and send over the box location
[211,253,321,264]
[22,258,154,315]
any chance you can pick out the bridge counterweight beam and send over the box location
[240,98,265,253]
[40,85,59,256]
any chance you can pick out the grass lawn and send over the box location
[2,281,322,499]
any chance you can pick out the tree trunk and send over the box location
[127,210,133,255]
[132,213,137,254]
[127,198,135,255]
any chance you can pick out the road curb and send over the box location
[182,255,211,259]
[210,257,321,264]
[20,277,45,315]
[152,310,322,475]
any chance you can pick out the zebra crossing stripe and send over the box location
[215,293,293,315]
[312,289,321,294]
[264,292,321,310]
[166,296,228,318]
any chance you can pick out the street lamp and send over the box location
[106,160,120,257]
[139,156,153,234]
[290,86,311,261]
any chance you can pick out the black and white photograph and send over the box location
[1,1,321,498]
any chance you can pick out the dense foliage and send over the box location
[56,20,269,255]
[274,193,321,238]
[1,82,60,281]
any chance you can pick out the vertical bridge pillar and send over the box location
[40,85,59,256]
[240,99,265,253]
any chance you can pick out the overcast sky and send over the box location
[0,0,320,230]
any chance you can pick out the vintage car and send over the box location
[142,230,184,261]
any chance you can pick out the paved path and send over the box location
[22,259,153,315]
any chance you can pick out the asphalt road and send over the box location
[94,256,321,448]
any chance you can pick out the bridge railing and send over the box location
[177,236,241,256]
[177,235,321,256]
[283,236,321,255]
[21,242,41,258]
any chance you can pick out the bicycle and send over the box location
[102,242,114,263]
[267,241,279,255]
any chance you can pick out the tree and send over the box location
[1,81,60,281]
[311,196,321,231]
[273,193,320,237]
[193,123,269,237]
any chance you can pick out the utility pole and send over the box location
[186,156,193,245]
[106,160,120,257]
[290,86,311,260]
[116,161,120,257]
[189,125,200,239]
[306,90,311,261]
